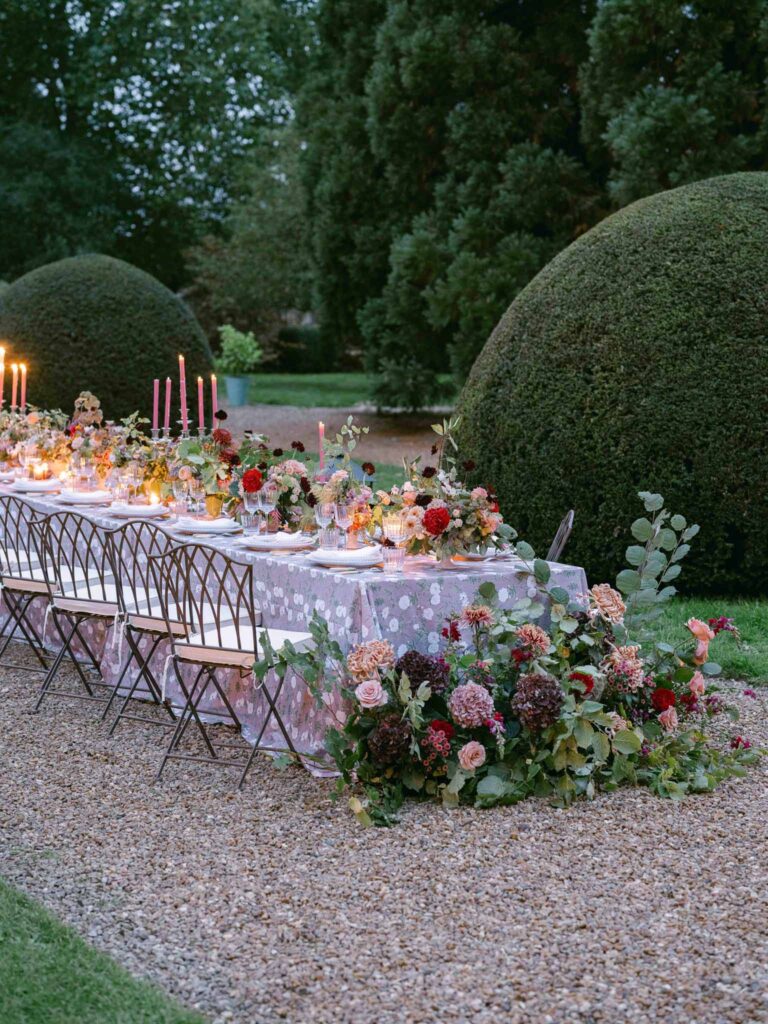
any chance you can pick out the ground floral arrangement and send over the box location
[258,492,761,825]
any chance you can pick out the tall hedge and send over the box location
[0,255,212,419]
[456,173,768,595]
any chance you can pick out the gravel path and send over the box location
[1,651,767,1024]
[224,404,439,467]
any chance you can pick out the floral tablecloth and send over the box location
[2,494,588,770]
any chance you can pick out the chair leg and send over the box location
[239,670,298,789]
[156,665,209,780]
[0,591,50,671]
[107,632,174,736]
[33,616,79,712]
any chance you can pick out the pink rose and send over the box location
[177,465,193,482]
[689,671,706,697]
[354,678,388,709]
[458,740,486,772]
[658,707,679,733]
[470,486,488,501]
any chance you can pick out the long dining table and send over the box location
[2,491,589,772]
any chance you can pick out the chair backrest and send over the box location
[0,495,48,581]
[105,519,175,618]
[149,543,260,654]
[546,509,575,563]
[37,510,115,601]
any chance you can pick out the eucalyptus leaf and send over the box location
[670,544,690,563]
[625,545,646,566]
[670,514,687,531]
[631,517,653,542]
[639,491,664,512]
[533,559,551,584]
[702,661,722,676]
[661,564,681,582]
[616,569,641,594]
[515,540,535,561]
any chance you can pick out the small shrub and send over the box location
[215,324,263,376]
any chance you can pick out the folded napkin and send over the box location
[175,516,239,534]
[108,502,168,518]
[57,489,112,505]
[242,530,313,550]
[10,478,60,492]
[306,544,381,566]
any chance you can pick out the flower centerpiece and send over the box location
[232,438,316,529]
[311,418,374,542]
[173,420,243,514]
[260,491,760,826]
[373,416,514,562]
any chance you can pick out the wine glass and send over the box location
[257,482,279,531]
[382,513,407,574]
[315,501,336,549]
[242,490,261,534]
[334,502,352,548]
[171,477,188,515]
[189,479,205,517]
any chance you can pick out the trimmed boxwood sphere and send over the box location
[456,173,768,595]
[0,254,213,419]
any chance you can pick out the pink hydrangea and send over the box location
[448,683,495,729]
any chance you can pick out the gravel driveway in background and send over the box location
[1,651,767,1024]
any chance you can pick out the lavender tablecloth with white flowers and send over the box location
[3,493,587,772]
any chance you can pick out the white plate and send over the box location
[305,546,382,569]
[55,490,113,506]
[9,478,61,493]
[238,531,316,552]
[0,470,16,483]
[107,503,170,519]
[173,516,241,536]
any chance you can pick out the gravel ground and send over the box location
[1,650,767,1024]
[224,404,438,467]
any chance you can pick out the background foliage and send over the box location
[455,173,768,595]
[0,255,212,418]
[3,1,768,389]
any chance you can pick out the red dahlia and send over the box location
[212,428,233,446]
[651,687,676,712]
[242,468,263,493]
[423,505,451,536]
[429,719,454,739]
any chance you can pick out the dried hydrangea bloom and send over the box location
[448,682,495,728]
[367,713,412,766]
[515,623,551,657]
[347,640,396,682]
[511,673,564,731]
[590,584,626,623]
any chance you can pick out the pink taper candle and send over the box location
[197,376,204,430]
[178,354,188,433]
[10,364,18,411]
[164,377,171,430]
[19,364,26,409]
[152,378,160,431]
[318,421,325,469]
[210,374,218,426]
[0,347,5,410]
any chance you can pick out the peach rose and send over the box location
[354,678,388,709]
[458,740,486,772]
[658,707,679,733]
[687,618,715,665]
[689,671,706,697]
[470,486,488,501]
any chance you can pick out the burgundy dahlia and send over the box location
[511,673,564,731]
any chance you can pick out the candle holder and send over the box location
[162,427,172,442]
[197,426,207,440]
[150,428,160,443]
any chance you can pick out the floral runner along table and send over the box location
[2,493,588,771]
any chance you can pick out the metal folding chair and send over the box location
[100,519,180,735]
[546,509,575,563]
[149,543,313,783]
[33,510,118,712]
[0,496,52,673]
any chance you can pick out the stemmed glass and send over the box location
[189,479,205,517]
[315,501,337,549]
[334,501,352,548]
[242,490,262,534]
[171,476,188,515]
[257,482,279,532]
[382,513,407,574]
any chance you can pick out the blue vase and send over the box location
[224,375,249,406]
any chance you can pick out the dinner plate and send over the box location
[0,470,16,483]
[55,489,113,506]
[173,516,241,536]
[107,502,170,519]
[305,545,382,569]
[238,531,316,552]
[9,478,61,493]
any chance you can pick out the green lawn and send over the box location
[0,880,204,1024]
[247,372,457,407]
[650,598,768,684]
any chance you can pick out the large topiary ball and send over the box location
[0,254,213,419]
[456,173,768,595]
